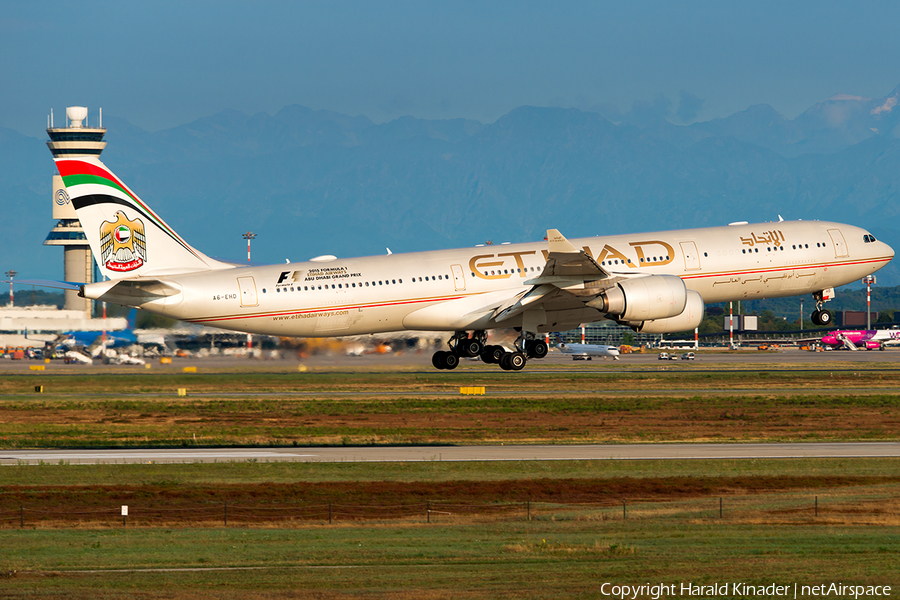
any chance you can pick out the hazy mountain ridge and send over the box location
[4,87,900,286]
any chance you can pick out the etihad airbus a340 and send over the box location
[32,156,894,371]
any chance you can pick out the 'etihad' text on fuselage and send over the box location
[469,240,676,280]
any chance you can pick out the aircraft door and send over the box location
[679,241,701,270]
[451,264,466,291]
[828,229,849,258]
[237,276,258,307]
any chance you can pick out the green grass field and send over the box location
[2,367,900,447]
[1,502,897,598]
[1,368,898,597]
[2,459,899,597]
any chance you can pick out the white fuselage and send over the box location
[90,220,893,337]
[558,343,620,359]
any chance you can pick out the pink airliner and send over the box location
[820,329,900,350]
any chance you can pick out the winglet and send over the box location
[547,229,579,254]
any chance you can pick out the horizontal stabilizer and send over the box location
[80,278,182,305]
[6,279,83,291]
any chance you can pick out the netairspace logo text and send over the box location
[600,582,892,599]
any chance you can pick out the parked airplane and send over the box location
[553,333,620,360]
[820,329,900,351]
[22,156,894,371]
[59,308,138,352]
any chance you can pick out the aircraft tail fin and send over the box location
[55,157,232,280]
[126,308,137,330]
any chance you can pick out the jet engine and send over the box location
[624,290,705,333]
[585,274,687,322]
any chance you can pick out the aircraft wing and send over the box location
[491,284,559,322]
[490,229,618,324]
[540,229,609,279]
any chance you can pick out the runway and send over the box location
[1,346,899,374]
[3,442,899,465]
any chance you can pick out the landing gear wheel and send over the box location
[811,310,832,326]
[432,351,448,370]
[458,339,483,358]
[480,345,505,364]
[507,351,527,371]
[526,340,548,359]
[432,351,460,370]
[499,352,513,371]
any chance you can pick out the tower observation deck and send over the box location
[44,106,107,316]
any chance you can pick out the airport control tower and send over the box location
[44,106,106,317]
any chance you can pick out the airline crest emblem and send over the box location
[100,211,147,272]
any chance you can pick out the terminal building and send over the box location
[0,306,127,350]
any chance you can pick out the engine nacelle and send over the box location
[585,275,687,322]
[625,290,705,334]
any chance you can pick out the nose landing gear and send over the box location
[810,289,834,326]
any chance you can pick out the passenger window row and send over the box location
[741,242,823,254]
[475,266,540,276]
[263,273,459,294]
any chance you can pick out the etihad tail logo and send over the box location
[100,211,147,272]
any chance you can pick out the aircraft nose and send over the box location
[884,239,896,261]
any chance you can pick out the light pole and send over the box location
[4,270,15,306]
[729,301,734,349]
[242,232,257,262]
[242,233,257,355]
[862,276,876,330]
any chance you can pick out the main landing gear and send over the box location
[810,289,834,326]
[431,330,549,371]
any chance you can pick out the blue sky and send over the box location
[2,0,900,136]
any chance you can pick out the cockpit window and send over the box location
[863,234,877,243]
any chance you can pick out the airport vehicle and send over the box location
[658,352,670,360]
[681,352,695,360]
[25,156,894,371]
[820,329,900,350]
[553,334,620,360]
[658,339,697,350]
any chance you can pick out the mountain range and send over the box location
[4,85,900,288]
